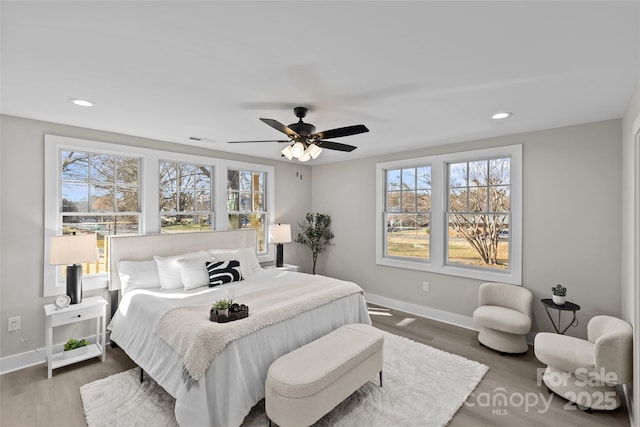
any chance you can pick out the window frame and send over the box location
[44,135,275,297]
[226,168,269,255]
[383,165,432,263]
[159,160,215,233]
[376,144,522,284]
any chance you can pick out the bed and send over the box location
[106,230,371,427]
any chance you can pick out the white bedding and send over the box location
[108,268,371,427]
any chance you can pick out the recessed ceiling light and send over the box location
[69,98,94,107]
[491,112,512,120]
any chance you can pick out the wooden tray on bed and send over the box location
[210,304,249,323]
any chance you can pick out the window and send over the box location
[447,158,510,269]
[384,166,431,260]
[45,135,275,297]
[227,169,267,253]
[160,161,214,233]
[60,150,141,276]
[376,145,522,284]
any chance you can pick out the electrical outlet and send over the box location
[422,281,429,292]
[8,316,20,332]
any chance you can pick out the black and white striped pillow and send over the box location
[206,260,243,287]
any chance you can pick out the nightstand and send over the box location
[265,264,300,272]
[44,295,107,379]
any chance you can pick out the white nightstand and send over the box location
[265,264,300,272]
[44,296,107,379]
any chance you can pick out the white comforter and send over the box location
[108,269,371,427]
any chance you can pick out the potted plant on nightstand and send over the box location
[551,284,567,305]
[63,337,89,358]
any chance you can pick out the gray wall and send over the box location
[312,119,623,339]
[0,114,313,359]
[0,113,627,361]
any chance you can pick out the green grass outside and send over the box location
[387,229,508,269]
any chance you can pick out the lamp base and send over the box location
[276,243,284,268]
[66,265,83,304]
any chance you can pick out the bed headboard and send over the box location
[107,229,257,291]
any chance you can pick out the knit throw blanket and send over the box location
[155,275,363,383]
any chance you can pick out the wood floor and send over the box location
[0,304,630,427]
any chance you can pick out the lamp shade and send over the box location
[307,143,323,159]
[290,142,305,158]
[49,233,99,265]
[281,145,294,160]
[298,151,311,162]
[269,224,291,243]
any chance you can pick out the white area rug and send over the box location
[80,330,488,427]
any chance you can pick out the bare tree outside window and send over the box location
[60,150,140,275]
[227,169,267,253]
[159,161,213,233]
[447,157,510,269]
[384,166,431,260]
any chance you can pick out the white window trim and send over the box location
[44,135,274,297]
[376,144,522,285]
[221,163,274,259]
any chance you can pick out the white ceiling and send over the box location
[2,1,639,164]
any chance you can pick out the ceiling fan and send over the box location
[228,106,369,162]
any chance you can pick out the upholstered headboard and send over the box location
[107,229,257,291]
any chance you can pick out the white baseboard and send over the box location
[365,293,538,345]
[365,292,477,331]
[0,334,100,375]
[0,347,46,375]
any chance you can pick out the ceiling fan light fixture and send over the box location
[290,141,305,158]
[298,152,312,162]
[307,143,322,159]
[281,145,294,160]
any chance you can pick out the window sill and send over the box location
[377,257,520,285]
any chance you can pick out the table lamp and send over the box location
[49,233,99,304]
[269,224,291,268]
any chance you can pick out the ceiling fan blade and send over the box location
[316,140,358,152]
[260,118,300,139]
[227,139,290,144]
[314,124,369,140]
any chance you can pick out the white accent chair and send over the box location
[472,282,533,354]
[534,315,632,410]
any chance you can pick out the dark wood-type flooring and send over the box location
[0,304,630,426]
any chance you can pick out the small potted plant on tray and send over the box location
[213,298,233,317]
[63,337,89,358]
[551,284,567,305]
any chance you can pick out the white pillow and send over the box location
[117,260,160,295]
[209,248,261,277]
[154,250,209,289]
[178,254,214,290]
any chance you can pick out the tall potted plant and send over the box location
[295,213,334,274]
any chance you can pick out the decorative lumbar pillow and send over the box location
[178,254,214,290]
[154,250,209,290]
[117,260,160,294]
[208,248,261,277]
[206,260,243,287]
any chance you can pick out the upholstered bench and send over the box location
[265,323,384,427]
